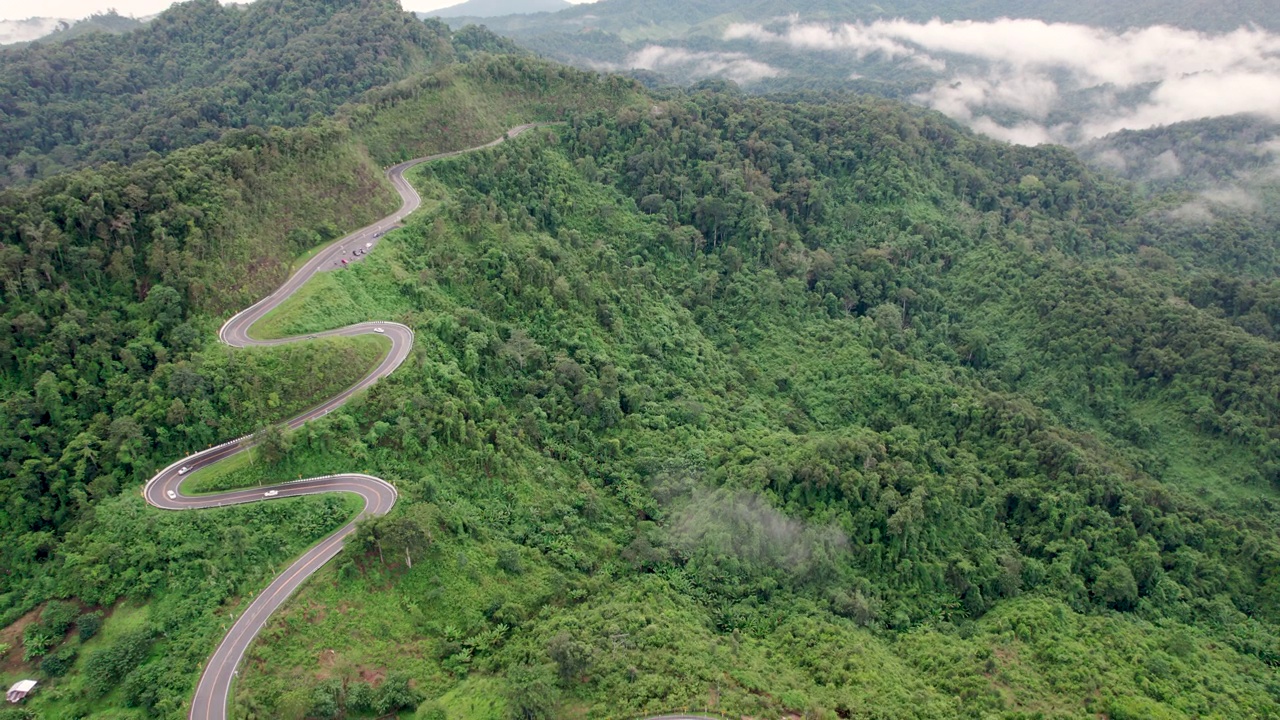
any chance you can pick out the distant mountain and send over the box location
[441,0,1280,87]
[467,0,1279,35]
[0,12,148,46]
[0,0,454,184]
[1080,115,1280,192]
[26,11,145,44]
[0,17,69,45]
[425,0,571,18]
[440,0,1280,149]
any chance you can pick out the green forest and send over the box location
[2,0,1280,718]
[0,0,456,184]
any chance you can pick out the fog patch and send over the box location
[1165,185,1264,225]
[726,18,942,70]
[925,72,1061,120]
[1147,150,1183,180]
[1166,201,1216,224]
[1090,148,1130,174]
[967,117,1061,145]
[1201,185,1263,211]
[666,485,849,578]
[726,18,1280,145]
[627,45,781,84]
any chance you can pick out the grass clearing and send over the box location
[183,441,388,495]
[249,252,415,340]
[435,677,507,720]
[182,450,256,494]
[1131,398,1272,502]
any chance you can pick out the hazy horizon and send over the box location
[0,0,597,23]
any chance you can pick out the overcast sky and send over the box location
[0,0,596,22]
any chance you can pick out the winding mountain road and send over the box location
[143,124,547,720]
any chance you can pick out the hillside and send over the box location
[7,76,1276,717]
[0,0,450,185]
[13,11,146,45]
[1080,115,1280,192]
[425,0,572,18]
[212,91,1280,718]
[2,7,1280,719]
[0,49,645,716]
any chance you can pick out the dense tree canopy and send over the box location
[3,23,1280,717]
[0,0,453,184]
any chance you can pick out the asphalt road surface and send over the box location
[143,124,549,720]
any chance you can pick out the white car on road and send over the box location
[264,490,279,497]
[374,327,384,333]
[167,490,177,499]
[178,466,190,475]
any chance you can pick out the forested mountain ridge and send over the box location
[0,52,645,715]
[443,0,1280,160]
[425,0,572,19]
[2,6,1280,717]
[451,0,1280,40]
[5,11,147,47]
[0,0,451,185]
[221,91,1280,717]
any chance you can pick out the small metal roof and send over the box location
[6,680,37,702]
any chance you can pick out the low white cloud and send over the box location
[1146,150,1183,180]
[1081,71,1280,137]
[627,45,781,84]
[968,117,1061,146]
[924,72,1061,120]
[727,19,944,70]
[1165,183,1266,224]
[726,18,1280,145]
[1201,185,1263,211]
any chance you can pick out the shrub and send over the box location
[40,645,78,677]
[21,626,54,661]
[504,663,559,720]
[497,547,524,575]
[308,679,341,719]
[40,601,79,637]
[77,611,104,642]
[375,672,422,715]
[346,681,376,713]
[82,626,154,697]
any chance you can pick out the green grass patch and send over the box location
[183,440,386,495]
[249,253,415,340]
[182,449,256,494]
[435,677,507,720]
[1130,398,1270,501]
